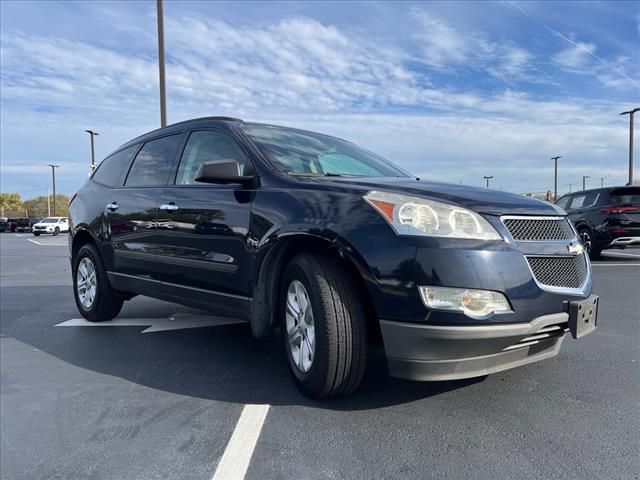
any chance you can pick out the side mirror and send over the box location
[194,160,255,186]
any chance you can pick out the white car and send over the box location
[32,217,69,236]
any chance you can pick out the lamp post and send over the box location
[47,164,59,216]
[157,0,167,127]
[620,108,639,186]
[84,130,99,170]
[483,175,493,188]
[600,175,610,188]
[582,175,590,191]
[551,156,561,201]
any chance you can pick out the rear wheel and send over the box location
[53,227,60,236]
[33,232,40,236]
[280,253,367,399]
[579,228,601,260]
[73,243,123,322]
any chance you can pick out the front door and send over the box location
[153,130,255,317]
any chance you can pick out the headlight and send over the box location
[364,191,501,240]
[419,286,511,319]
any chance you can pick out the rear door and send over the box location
[105,133,185,290]
[153,129,255,317]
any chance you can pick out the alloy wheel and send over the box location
[77,257,97,309]
[285,280,315,373]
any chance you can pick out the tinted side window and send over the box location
[175,131,248,185]
[92,145,138,187]
[125,134,182,187]
[568,192,598,210]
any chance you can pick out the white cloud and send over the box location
[0,12,634,196]
[552,42,597,70]
[411,10,535,82]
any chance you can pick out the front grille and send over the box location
[503,218,574,241]
[526,255,588,289]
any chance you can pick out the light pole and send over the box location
[567,183,575,193]
[483,175,494,188]
[84,130,99,170]
[48,164,59,216]
[582,175,590,191]
[157,0,167,127]
[551,156,561,201]
[620,108,639,186]
[600,175,610,188]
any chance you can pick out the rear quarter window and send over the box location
[609,187,640,204]
[92,145,138,187]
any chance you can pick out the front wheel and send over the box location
[579,228,601,260]
[53,227,60,236]
[33,232,40,236]
[73,243,124,322]
[280,253,367,399]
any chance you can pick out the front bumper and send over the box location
[381,305,595,381]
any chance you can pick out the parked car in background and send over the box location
[68,117,598,398]
[0,217,10,232]
[15,217,35,233]
[32,217,69,236]
[7,218,18,232]
[556,186,640,259]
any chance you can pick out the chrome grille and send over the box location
[526,255,588,289]
[503,218,574,241]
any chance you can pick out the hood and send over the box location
[310,177,563,216]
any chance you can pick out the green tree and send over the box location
[22,194,69,218]
[0,193,23,217]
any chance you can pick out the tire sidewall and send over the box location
[280,258,330,390]
[53,227,60,236]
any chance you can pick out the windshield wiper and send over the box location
[286,172,365,177]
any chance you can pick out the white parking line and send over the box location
[592,263,640,267]
[212,404,270,480]
[27,238,67,246]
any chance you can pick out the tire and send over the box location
[280,253,367,399]
[53,227,60,236]
[33,232,40,236]
[579,228,601,260]
[73,243,124,322]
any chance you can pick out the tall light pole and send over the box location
[600,175,610,188]
[582,175,590,191]
[551,156,561,201]
[483,175,494,188]
[157,0,167,127]
[620,108,639,186]
[567,183,575,193]
[84,130,99,170]
[48,164,59,216]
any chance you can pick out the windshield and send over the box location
[242,125,412,178]
[40,218,59,223]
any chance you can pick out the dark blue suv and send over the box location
[68,117,598,398]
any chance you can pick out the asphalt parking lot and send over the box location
[1,232,639,480]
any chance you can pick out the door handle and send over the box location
[160,203,179,211]
[106,202,119,211]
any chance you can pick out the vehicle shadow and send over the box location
[0,286,483,410]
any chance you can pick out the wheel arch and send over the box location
[249,232,379,339]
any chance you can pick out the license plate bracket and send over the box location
[568,295,598,339]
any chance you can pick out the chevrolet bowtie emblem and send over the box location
[568,243,584,255]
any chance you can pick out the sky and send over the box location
[1,0,638,198]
